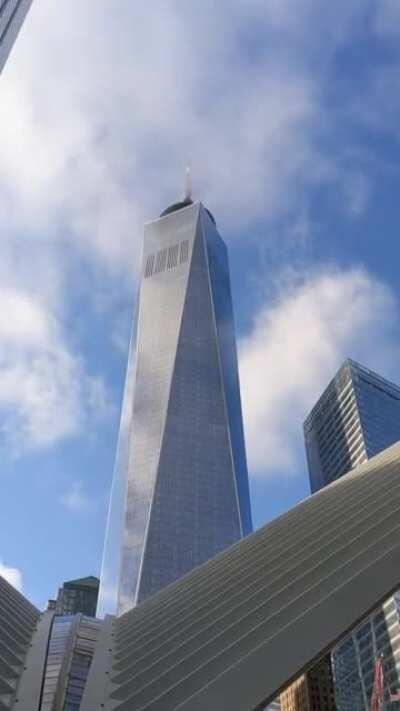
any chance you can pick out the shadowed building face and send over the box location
[98,200,252,617]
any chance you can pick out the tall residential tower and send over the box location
[304,359,400,710]
[0,0,33,74]
[98,198,252,617]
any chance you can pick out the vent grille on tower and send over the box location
[144,240,190,279]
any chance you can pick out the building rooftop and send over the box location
[63,576,99,589]
[159,198,216,225]
[304,358,400,431]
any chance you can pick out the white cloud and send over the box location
[239,267,400,478]
[60,481,91,513]
[0,1,393,459]
[0,0,366,272]
[0,289,50,347]
[0,1,336,456]
[0,287,108,452]
[0,560,23,591]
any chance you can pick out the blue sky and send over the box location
[1,0,400,609]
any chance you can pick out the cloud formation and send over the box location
[60,481,91,513]
[0,0,328,455]
[0,560,22,591]
[0,287,107,452]
[1,0,399,460]
[2,0,369,270]
[239,267,400,478]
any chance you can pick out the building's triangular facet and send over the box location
[137,209,244,602]
[98,201,252,617]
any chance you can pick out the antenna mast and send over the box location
[184,161,192,201]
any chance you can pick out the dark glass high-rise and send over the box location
[98,199,252,617]
[54,576,99,618]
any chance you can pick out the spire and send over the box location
[184,160,192,201]
[159,161,194,218]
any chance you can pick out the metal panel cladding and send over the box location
[0,0,33,73]
[97,202,252,618]
[0,574,40,709]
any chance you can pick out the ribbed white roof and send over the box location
[82,441,400,711]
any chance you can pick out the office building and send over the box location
[280,657,336,711]
[54,576,99,618]
[39,613,101,711]
[280,676,310,711]
[0,0,33,74]
[0,574,100,710]
[304,359,400,710]
[98,198,252,616]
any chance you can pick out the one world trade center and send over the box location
[98,196,252,617]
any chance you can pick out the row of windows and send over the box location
[317,402,359,460]
[308,369,353,427]
[319,415,362,473]
[315,387,355,439]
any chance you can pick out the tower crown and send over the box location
[159,197,193,218]
[160,199,216,225]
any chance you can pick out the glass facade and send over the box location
[0,0,33,73]
[304,359,400,710]
[97,201,252,617]
[39,615,75,711]
[39,614,101,711]
[55,577,99,618]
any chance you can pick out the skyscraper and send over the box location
[39,614,101,711]
[54,576,99,618]
[98,198,252,617]
[304,359,400,710]
[0,0,33,74]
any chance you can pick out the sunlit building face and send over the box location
[97,200,252,618]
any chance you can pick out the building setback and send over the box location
[0,0,33,74]
[97,199,252,616]
[304,359,400,710]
